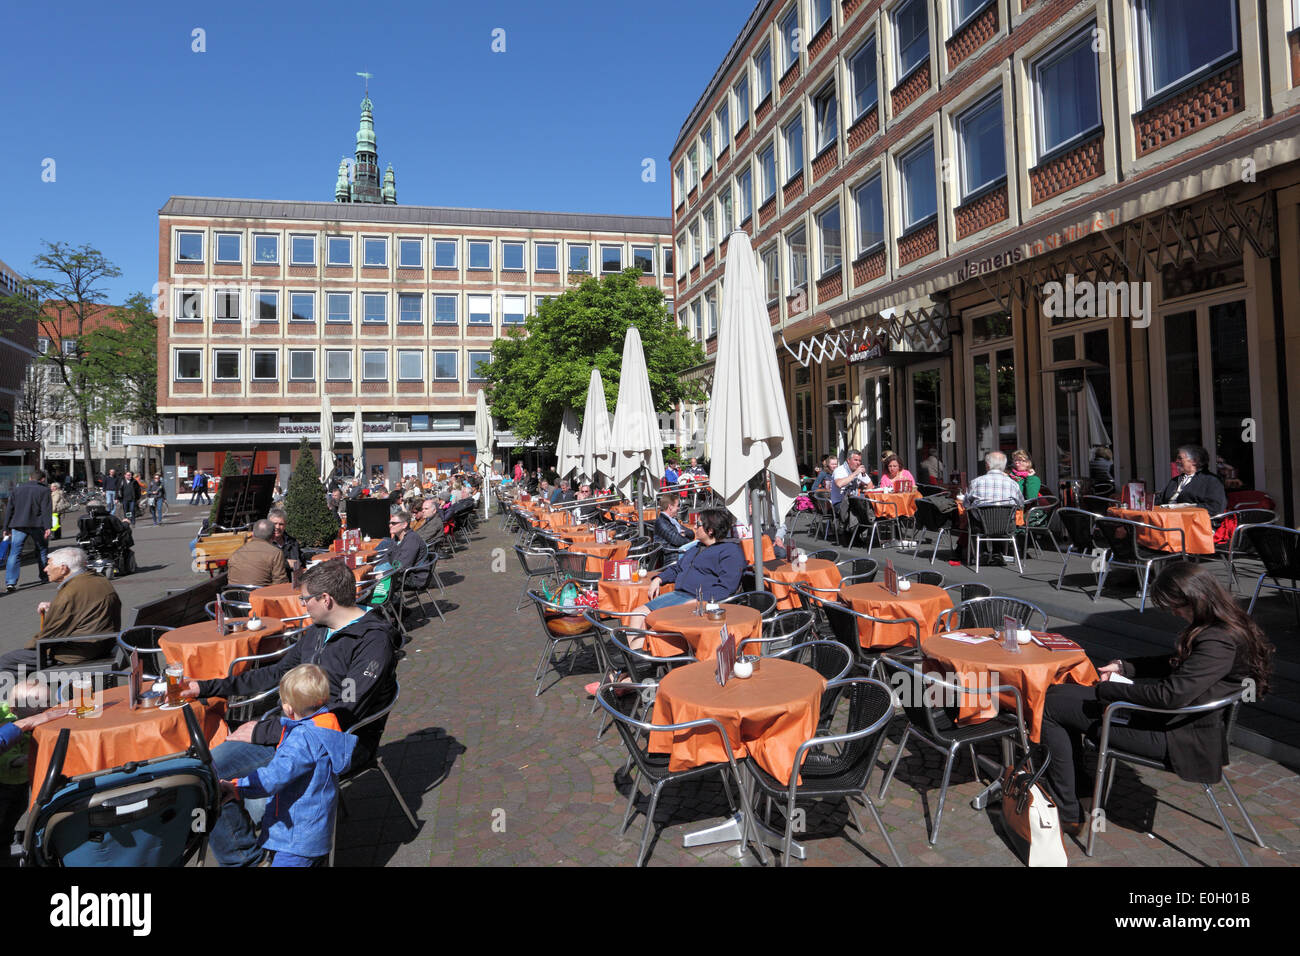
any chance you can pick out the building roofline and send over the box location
[159,197,673,233]
[670,0,774,158]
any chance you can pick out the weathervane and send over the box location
[356,71,373,94]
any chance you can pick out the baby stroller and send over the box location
[76,507,137,577]
[21,704,220,866]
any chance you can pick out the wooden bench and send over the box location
[191,532,251,576]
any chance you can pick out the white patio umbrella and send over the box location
[554,407,582,482]
[475,387,495,519]
[708,230,802,591]
[577,368,614,489]
[610,326,665,535]
[353,407,365,483]
[319,396,336,484]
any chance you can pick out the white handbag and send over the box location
[1001,754,1068,867]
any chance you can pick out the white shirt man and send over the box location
[830,450,873,506]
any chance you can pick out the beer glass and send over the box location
[165,663,185,707]
[71,676,95,718]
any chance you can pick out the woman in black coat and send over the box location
[1039,562,1273,834]
[1156,444,1227,516]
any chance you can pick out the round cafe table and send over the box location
[764,558,841,611]
[159,617,287,681]
[644,603,762,660]
[840,582,953,649]
[1107,505,1214,555]
[597,578,672,614]
[28,686,228,808]
[921,628,1099,742]
[610,504,658,521]
[864,489,921,518]
[559,539,630,573]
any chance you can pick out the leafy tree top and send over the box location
[481,269,706,444]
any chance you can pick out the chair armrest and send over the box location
[36,632,118,668]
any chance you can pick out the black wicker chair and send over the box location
[937,595,1048,632]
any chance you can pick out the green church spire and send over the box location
[334,72,396,204]
[382,164,397,204]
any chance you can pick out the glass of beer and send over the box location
[71,676,95,718]
[165,663,185,707]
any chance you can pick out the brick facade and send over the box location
[812,144,838,182]
[954,182,1010,239]
[816,269,843,301]
[847,109,880,151]
[946,4,998,72]
[1133,61,1245,157]
[890,61,931,117]
[1029,133,1105,204]
[897,221,939,265]
[853,249,887,285]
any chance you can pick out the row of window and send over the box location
[172,289,551,326]
[174,231,672,276]
[172,348,493,384]
[47,424,126,447]
[676,0,1241,216]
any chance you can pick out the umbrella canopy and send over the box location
[577,368,615,487]
[554,407,582,482]
[708,230,802,532]
[353,407,365,482]
[319,396,336,484]
[475,388,495,517]
[610,327,664,509]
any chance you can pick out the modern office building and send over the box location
[671,0,1300,522]
[138,93,675,493]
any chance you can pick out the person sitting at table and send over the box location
[0,548,122,684]
[653,493,697,550]
[267,507,303,572]
[182,558,397,866]
[685,457,707,478]
[0,679,64,860]
[830,449,873,539]
[374,508,423,572]
[1038,562,1273,837]
[878,454,916,490]
[220,663,357,867]
[812,454,838,494]
[572,484,600,523]
[226,519,289,588]
[1157,444,1227,516]
[1008,449,1041,501]
[963,451,1024,509]
[918,447,944,486]
[549,479,574,505]
[624,507,745,640]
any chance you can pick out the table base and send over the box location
[681,812,806,860]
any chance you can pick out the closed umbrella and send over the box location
[475,387,495,519]
[319,396,336,484]
[555,407,582,483]
[708,230,802,591]
[609,326,665,535]
[577,368,614,489]
[353,407,365,484]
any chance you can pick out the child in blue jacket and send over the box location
[220,663,357,867]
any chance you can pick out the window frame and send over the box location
[325,350,353,382]
[568,243,591,275]
[256,290,279,325]
[398,237,423,268]
[632,245,655,275]
[850,37,879,122]
[467,293,493,326]
[362,292,388,325]
[326,292,352,324]
[813,82,838,154]
[467,350,493,382]
[288,350,316,382]
[701,127,713,172]
[433,239,458,269]
[215,233,241,265]
[783,112,805,183]
[787,225,809,291]
[756,42,774,103]
[254,233,279,264]
[173,349,202,381]
[214,289,240,321]
[1032,23,1103,160]
[397,349,423,382]
[176,231,203,263]
[1134,0,1239,104]
[760,144,778,202]
[734,74,750,127]
[600,245,623,273]
[468,240,492,271]
[501,241,526,272]
[251,349,279,381]
[398,292,422,325]
[957,89,1007,200]
[535,242,558,272]
[290,234,315,265]
[361,350,388,382]
[176,288,203,321]
[212,349,241,381]
[290,292,315,324]
[738,165,755,222]
[854,172,886,254]
[818,202,842,277]
[501,293,527,325]
[761,244,781,303]
[716,101,732,152]
[899,137,938,231]
[432,350,458,381]
[433,294,459,326]
[327,236,352,266]
[362,236,388,267]
[813,0,833,33]
[893,0,931,80]
[779,4,801,74]
[950,0,993,34]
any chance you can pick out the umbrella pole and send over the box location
[749,484,765,594]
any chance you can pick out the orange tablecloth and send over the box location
[541,511,576,530]
[922,628,1099,742]
[1108,506,1214,555]
[159,617,287,681]
[740,535,778,563]
[644,603,762,660]
[840,582,953,649]
[649,659,824,784]
[765,558,841,611]
[860,490,921,518]
[558,539,630,573]
[249,583,312,620]
[29,687,228,807]
[597,578,672,614]
[610,504,658,521]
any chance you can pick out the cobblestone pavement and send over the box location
[6,503,1296,866]
[335,513,1299,868]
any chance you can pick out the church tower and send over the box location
[334,75,398,205]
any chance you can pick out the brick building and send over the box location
[138,93,675,494]
[0,258,42,485]
[671,0,1300,521]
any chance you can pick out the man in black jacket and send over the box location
[118,470,141,521]
[653,492,695,550]
[4,470,52,591]
[181,558,397,865]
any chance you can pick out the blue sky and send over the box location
[0,0,757,302]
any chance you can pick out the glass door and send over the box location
[907,361,947,484]
[1043,326,1115,491]
[857,369,892,476]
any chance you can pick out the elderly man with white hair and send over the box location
[0,547,122,681]
[963,451,1025,508]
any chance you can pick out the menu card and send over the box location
[897,479,913,493]
[883,559,899,595]
[603,558,637,581]
[1031,632,1083,651]
[1002,616,1019,651]
[715,625,736,687]
[595,528,610,545]
[734,524,753,540]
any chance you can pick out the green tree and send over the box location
[210,451,242,525]
[284,437,339,548]
[483,269,706,443]
[79,292,160,435]
[0,241,122,485]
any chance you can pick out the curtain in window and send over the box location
[1144,0,1234,95]
[1040,40,1099,152]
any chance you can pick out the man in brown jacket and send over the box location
[225,519,289,587]
[0,547,122,679]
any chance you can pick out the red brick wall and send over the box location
[1029,133,1105,204]
[812,145,839,182]
[847,109,880,151]
[891,61,931,117]
[1133,61,1244,157]
[954,183,1010,239]
[897,221,939,265]
[783,170,806,204]
[816,269,843,301]
[946,4,998,72]
[780,62,802,97]
[854,248,887,284]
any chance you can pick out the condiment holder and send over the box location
[1016,628,1034,644]
[733,654,760,679]
[897,579,912,591]
[704,602,725,622]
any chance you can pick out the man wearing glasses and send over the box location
[375,507,424,571]
[181,558,397,866]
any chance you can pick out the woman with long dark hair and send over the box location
[1039,562,1273,834]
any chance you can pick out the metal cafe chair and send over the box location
[965,503,1024,573]
[835,557,878,581]
[1240,524,1300,626]
[525,590,597,697]
[937,595,1048,633]
[1092,516,1187,612]
[513,545,557,611]
[1085,689,1266,866]
[112,625,175,679]
[942,582,993,605]
[1052,507,1100,592]
[1210,508,1277,590]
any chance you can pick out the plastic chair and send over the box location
[937,595,1048,633]
[744,677,902,866]
[1085,689,1266,865]
[877,658,1029,846]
